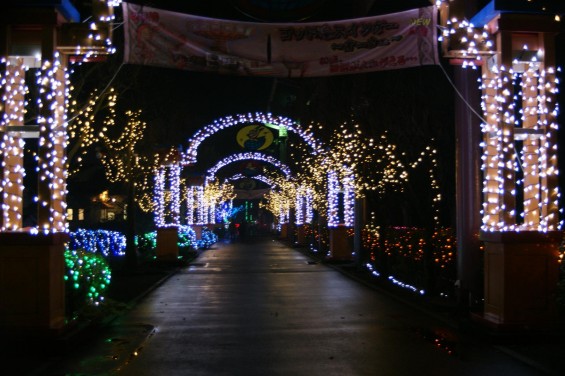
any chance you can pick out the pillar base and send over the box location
[328,226,353,261]
[193,224,203,240]
[296,225,307,246]
[0,232,67,333]
[156,227,179,261]
[280,223,288,239]
[479,231,561,330]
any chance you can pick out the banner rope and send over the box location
[436,60,525,173]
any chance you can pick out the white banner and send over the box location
[123,3,439,77]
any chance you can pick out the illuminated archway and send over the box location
[183,112,322,165]
[226,173,275,188]
[205,152,291,183]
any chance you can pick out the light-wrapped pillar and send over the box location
[36,53,68,233]
[1,58,26,230]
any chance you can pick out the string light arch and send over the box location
[205,152,292,183]
[182,112,322,165]
[225,173,275,188]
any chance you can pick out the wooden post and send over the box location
[480,231,560,329]
[156,227,179,261]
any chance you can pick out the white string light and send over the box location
[153,163,181,228]
[186,185,194,225]
[1,58,26,231]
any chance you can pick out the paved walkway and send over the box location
[37,237,551,375]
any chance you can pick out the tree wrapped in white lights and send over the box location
[262,188,291,229]
[292,122,379,228]
[295,184,314,226]
[67,87,117,177]
[203,179,236,225]
[185,185,194,225]
[259,170,316,234]
[154,163,181,228]
[67,86,158,213]
[196,185,205,225]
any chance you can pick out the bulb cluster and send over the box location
[66,0,121,62]
[64,248,111,307]
[437,12,494,68]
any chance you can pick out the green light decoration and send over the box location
[264,122,288,138]
[177,225,197,249]
[64,248,112,309]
